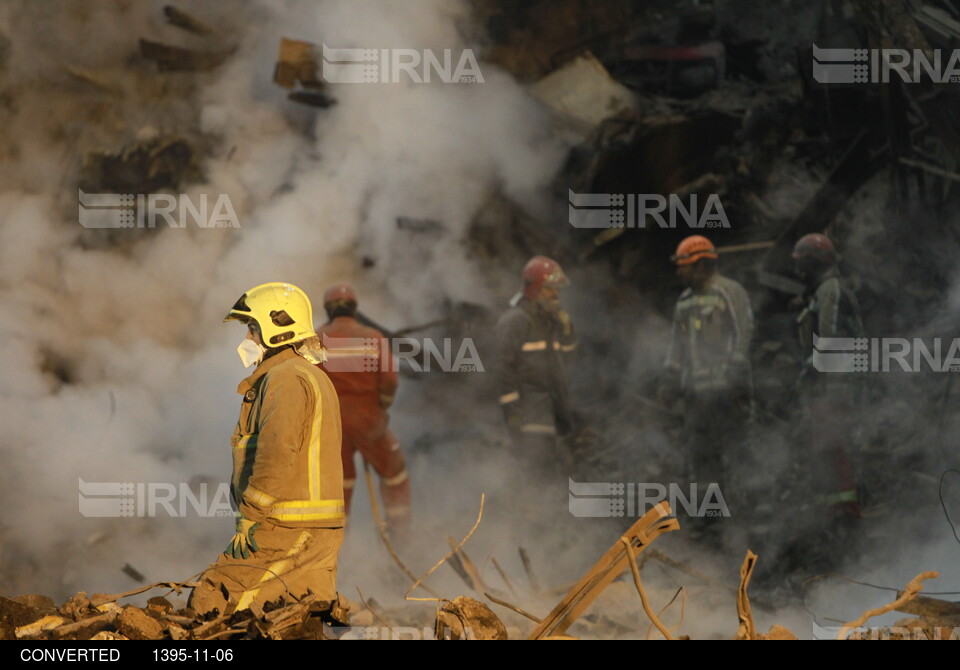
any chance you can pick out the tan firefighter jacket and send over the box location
[231,348,345,528]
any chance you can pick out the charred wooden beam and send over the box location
[529,502,679,639]
[139,39,231,72]
[163,6,215,36]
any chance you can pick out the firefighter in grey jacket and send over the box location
[660,235,754,493]
[495,256,578,465]
[793,232,863,519]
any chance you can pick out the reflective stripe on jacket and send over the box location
[232,348,345,528]
[494,297,577,432]
[664,273,754,396]
[316,316,399,405]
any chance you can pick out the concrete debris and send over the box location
[146,596,173,617]
[81,137,201,194]
[757,624,798,640]
[436,596,508,640]
[0,596,48,638]
[90,630,128,641]
[15,615,69,639]
[273,38,336,108]
[13,595,56,614]
[274,38,322,90]
[117,606,165,641]
[0,517,947,639]
[531,52,638,140]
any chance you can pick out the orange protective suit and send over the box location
[316,316,411,535]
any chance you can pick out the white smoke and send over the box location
[0,0,575,609]
[1,0,873,639]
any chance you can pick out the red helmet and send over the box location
[323,283,358,306]
[792,233,836,264]
[522,256,569,299]
[671,235,718,266]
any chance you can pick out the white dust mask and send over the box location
[237,338,266,368]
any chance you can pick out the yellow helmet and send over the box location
[224,282,316,348]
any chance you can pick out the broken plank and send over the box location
[287,91,336,108]
[717,241,775,255]
[518,547,541,594]
[51,612,118,639]
[446,549,476,591]
[734,550,758,640]
[163,6,215,35]
[490,557,519,598]
[899,157,960,183]
[274,38,322,89]
[484,592,542,624]
[529,502,679,639]
[446,536,490,593]
[895,593,960,620]
[139,39,232,72]
[121,564,145,582]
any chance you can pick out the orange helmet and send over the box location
[792,233,836,264]
[323,283,358,306]
[522,256,569,299]
[671,235,718,265]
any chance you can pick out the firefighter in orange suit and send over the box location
[315,284,411,539]
[189,283,345,616]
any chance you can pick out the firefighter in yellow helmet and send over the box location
[189,283,346,617]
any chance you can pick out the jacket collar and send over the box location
[237,347,298,394]
[691,271,721,295]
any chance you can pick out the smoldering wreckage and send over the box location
[2,0,960,641]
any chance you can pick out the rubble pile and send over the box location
[0,504,799,641]
[0,589,346,641]
[3,497,958,640]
